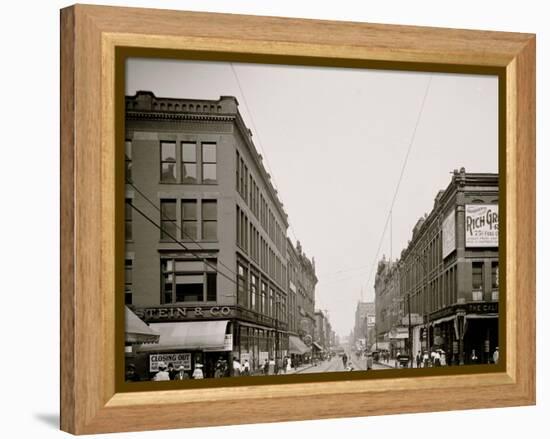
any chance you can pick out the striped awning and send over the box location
[289,335,310,355]
[137,320,229,352]
[125,306,160,344]
[311,341,323,351]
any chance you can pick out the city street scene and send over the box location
[123,59,499,382]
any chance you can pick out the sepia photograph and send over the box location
[123,58,500,383]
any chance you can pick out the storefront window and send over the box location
[491,262,499,289]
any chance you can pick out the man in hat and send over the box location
[153,361,170,381]
[174,365,189,380]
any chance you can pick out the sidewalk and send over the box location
[375,359,419,369]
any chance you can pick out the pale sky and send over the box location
[126,58,498,338]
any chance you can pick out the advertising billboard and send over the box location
[465,204,499,247]
[442,209,456,258]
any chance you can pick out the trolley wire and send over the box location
[362,75,433,297]
[126,178,240,282]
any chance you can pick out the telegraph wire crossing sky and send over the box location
[126,58,498,337]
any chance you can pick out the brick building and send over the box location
[124,91,317,378]
[374,168,499,365]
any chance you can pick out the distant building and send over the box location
[353,301,375,351]
[287,239,317,356]
[374,168,499,365]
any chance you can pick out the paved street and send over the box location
[293,354,393,374]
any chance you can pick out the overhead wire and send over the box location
[361,75,433,299]
[126,199,241,292]
[126,178,240,282]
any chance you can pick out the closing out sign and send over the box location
[150,353,191,372]
[465,204,498,247]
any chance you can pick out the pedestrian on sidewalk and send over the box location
[416,351,422,368]
[422,351,429,368]
[433,350,441,367]
[192,363,204,379]
[152,361,170,381]
[175,365,189,380]
[241,359,250,376]
[232,357,241,377]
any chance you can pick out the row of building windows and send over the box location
[404,261,499,316]
[160,141,217,184]
[235,150,286,255]
[161,199,217,241]
[237,262,287,323]
[236,205,286,288]
[161,258,217,304]
[125,198,217,242]
[126,256,219,305]
[125,140,217,185]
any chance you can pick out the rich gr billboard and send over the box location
[465,204,499,247]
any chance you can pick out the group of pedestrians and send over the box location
[126,354,308,382]
[236,355,294,376]
[150,361,204,381]
[415,350,446,368]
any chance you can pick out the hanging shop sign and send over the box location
[442,209,456,258]
[150,352,191,372]
[135,305,235,322]
[465,204,499,247]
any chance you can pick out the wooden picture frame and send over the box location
[60,4,535,435]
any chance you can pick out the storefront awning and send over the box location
[430,315,456,326]
[289,335,310,355]
[311,342,323,351]
[125,306,160,344]
[137,320,229,352]
[466,313,499,320]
